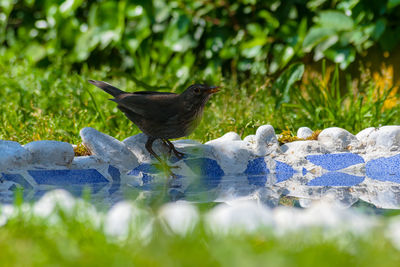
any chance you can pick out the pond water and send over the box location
[1,170,399,214]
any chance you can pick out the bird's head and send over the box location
[180,84,220,107]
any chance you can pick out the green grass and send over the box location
[1,57,399,145]
[0,201,399,267]
[1,55,400,266]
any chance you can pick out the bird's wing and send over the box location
[112,92,181,122]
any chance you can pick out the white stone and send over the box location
[208,132,241,143]
[0,140,32,170]
[104,201,153,241]
[386,216,400,250]
[297,127,313,139]
[206,201,274,234]
[158,201,199,236]
[318,127,359,151]
[80,127,138,170]
[205,139,252,174]
[24,140,74,166]
[33,189,76,217]
[364,126,400,150]
[253,125,280,156]
[356,127,376,143]
[70,155,108,170]
[122,133,167,163]
[243,134,256,143]
[280,140,330,155]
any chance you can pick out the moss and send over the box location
[74,143,91,157]
[278,128,321,144]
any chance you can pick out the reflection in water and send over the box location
[2,168,400,211]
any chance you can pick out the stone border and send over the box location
[1,125,400,208]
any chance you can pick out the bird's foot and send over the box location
[154,160,180,178]
[172,150,185,159]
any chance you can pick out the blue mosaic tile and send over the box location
[366,154,400,183]
[302,167,308,175]
[28,169,109,185]
[185,158,224,177]
[2,173,33,189]
[275,161,295,182]
[247,175,267,187]
[128,163,159,184]
[306,153,364,171]
[108,165,121,195]
[307,172,365,186]
[245,157,269,175]
[184,158,224,190]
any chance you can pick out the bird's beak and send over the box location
[207,86,221,94]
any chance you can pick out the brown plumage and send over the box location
[88,80,219,162]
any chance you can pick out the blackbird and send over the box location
[88,80,220,163]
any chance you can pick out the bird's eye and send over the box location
[194,88,201,94]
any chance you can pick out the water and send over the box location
[1,170,400,213]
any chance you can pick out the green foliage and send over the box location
[0,56,398,144]
[2,0,400,85]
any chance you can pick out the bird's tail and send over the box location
[88,80,125,97]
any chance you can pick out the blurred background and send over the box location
[0,0,400,143]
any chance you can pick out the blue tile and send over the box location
[247,175,267,187]
[184,158,224,190]
[28,169,109,185]
[366,154,400,183]
[302,167,308,175]
[108,165,121,195]
[307,172,365,186]
[128,163,158,184]
[2,173,33,189]
[306,153,364,171]
[275,161,295,182]
[245,157,269,175]
[184,158,224,177]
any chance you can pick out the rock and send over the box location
[0,140,32,170]
[80,127,138,170]
[318,127,359,151]
[205,132,241,145]
[158,201,199,236]
[206,201,273,234]
[280,140,330,155]
[24,140,74,166]
[70,155,106,169]
[297,127,313,139]
[206,138,252,174]
[253,125,280,156]
[123,133,168,163]
[104,201,153,241]
[363,126,400,150]
[356,127,376,143]
[243,134,256,144]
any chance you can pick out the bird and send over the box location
[88,80,220,164]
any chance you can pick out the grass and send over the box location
[1,199,400,267]
[1,57,399,145]
[1,55,400,266]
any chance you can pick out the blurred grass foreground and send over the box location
[1,1,400,265]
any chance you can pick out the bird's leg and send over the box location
[164,139,185,159]
[161,139,173,157]
[146,137,178,178]
[145,136,162,163]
